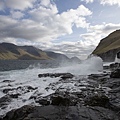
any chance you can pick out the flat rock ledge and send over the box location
[38,73,74,79]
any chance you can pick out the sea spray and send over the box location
[0,56,103,116]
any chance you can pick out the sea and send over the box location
[0,56,103,116]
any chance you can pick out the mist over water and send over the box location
[0,56,103,82]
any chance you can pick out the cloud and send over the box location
[0,0,35,11]
[80,23,120,47]
[40,0,51,7]
[1,0,119,60]
[36,41,95,59]
[83,0,120,6]
[15,40,94,60]
[81,0,94,3]
[100,0,120,6]
[89,23,120,32]
[0,1,92,42]
[0,1,93,60]
[0,1,4,10]
[0,15,18,38]
[10,11,24,19]
[30,4,92,40]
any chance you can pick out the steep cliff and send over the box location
[92,30,120,62]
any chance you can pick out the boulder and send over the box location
[50,92,78,106]
[2,105,34,120]
[0,95,11,108]
[110,68,120,78]
[109,63,120,70]
[36,98,50,106]
[84,94,109,107]
[38,73,74,79]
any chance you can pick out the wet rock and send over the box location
[2,80,14,83]
[38,73,74,79]
[33,91,79,106]
[2,88,14,94]
[36,98,50,106]
[60,73,74,80]
[27,86,38,90]
[2,105,119,120]
[51,95,70,106]
[109,63,120,70]
[110,68,120,78]
[3,86,37,95]
[84,94,109,107]
[88,73,109,80]
[2,105,34,120]
[105,78,120,89]
[50,92,78,106]
[1,71,120,120]
[9,94,20,98]
[103,65,109,69]
[0,95,11,108]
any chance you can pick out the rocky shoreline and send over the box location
[0,64,120,120]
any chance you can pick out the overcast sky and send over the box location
[0,0,120,59]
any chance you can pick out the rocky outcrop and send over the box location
[92,30,120,62]
[1,70,120,120]
[2,105,119,120]
[38,73,74,79]
[97,48,120,62]
[110,68,120,78]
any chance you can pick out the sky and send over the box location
[0,0,120,59]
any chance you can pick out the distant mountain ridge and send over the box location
[0,42,70,60]
[92,30,120,62]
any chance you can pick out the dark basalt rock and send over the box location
[3,86,37,95]
[50,92,78,106]
[36,98,50,106]
[9,94,20,98]
[0,95,11,108]
[2,80,14,83]
[88,73,109,80]
[33,92,78,106]
[51,94,71,106]
[1,72,120,120]
[2,105,119,120]
[109,63,120,70]
[84,94,109,107]
[110,68,120,78]
[2,105,34,120]
[38,73,74,79]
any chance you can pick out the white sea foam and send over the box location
[0,56,103,116]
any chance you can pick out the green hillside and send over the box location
[0,43,51,60]
[93,30,120,54]
[0,42,70,61]
[92,30,120,61]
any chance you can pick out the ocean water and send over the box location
[0,56,103,116]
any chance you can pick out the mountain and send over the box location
[70,56,81,63]
[92,30,120,62]
[45,51,70,61]
[0,42,71,61]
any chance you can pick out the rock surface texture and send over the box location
[0,71,120,120]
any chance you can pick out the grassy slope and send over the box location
[0,44,51,60]
[93,30,120,55]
